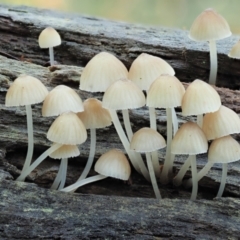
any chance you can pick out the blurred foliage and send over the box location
[1,0,240,33]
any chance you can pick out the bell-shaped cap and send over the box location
[49,143,80,159]
[202,105,240,140]
[94,149,131,180]
[5,74,48,106]
[77,98,112,129]
[182,79,221,116]
[208,135,240,163]
[189,8,231,42]
[42,85,84,117]
[38,27,61,48]
[128,53,175,91]
[47,112,87,145]
[171,122,208,155]
[80,52,128,92]
[102,78,145,110]
[228,40,240,59]
[147,75,185,108]
[130,127,166,152]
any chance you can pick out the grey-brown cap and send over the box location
[171,122,208,155]
[80,52,128,92]
[94,149,131,180]
[130,127,166,152]
[182,79,221,116]
[38,27,61,48]
[189,8,231,42]
[208,135,240,163]
[77,98,112,129]
[102,78,145,110]
[47,112,87,145]
[49,143,80,159]
[128,53,175,91]
[5,74,48,107]
[42,85,84,117]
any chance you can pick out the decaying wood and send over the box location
[0,4,240,239]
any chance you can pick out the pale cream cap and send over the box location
[77,98,112,129]
[182,79,221,116]
[130,127,166,152]
[202,105,240,140]
[171,122,208,155]
[5,74,48,106]
[128,53,175,91]
[208,135,240,163]
[94,149,131,180]
[147,75,185,108]
[42,85,84,117]
[80,52,128,92]
[49,143,80,159]
[47,112,87,145]
[228,40,240,59]
[189,8,231,42]
[38,27,61,48]
[102,78,145,110]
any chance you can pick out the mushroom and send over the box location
[147,74,185,183]
[50,144,80,190]
[130,127,166,199]
[61,149,131,192]
[38,27,61,66]
[228,40,240,59]
[5,74,48,181]
[189,8,231,85]
[102,78,150,181]
[16,112,87,181]
[171,122,208,200]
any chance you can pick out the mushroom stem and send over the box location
[58,158,68,190]
[146,152,161,199]
[172,108,178,135]
[49,47,54,66]
[208,40,218,85]
[216,163,228,197]
[61,174,107,192]
[173,157,191,186]
[122,109,153,179]
[20,104,34,181]
[197,114,203,128]
[184,161,213,188]
[51,159,64,190]
[160,108,173,184]
[149,107,157,130]
[16,143,62,181]
[109,109,150,181]
[190,154,198,200]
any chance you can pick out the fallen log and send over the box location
[0,4,240,239]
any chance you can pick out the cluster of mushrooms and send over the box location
[4,8,240,200]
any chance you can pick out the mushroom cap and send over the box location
[38,27,61,48]
[128,53,175,91]
[181,79,221,116]
[47,112,87,145]
[5,74,48,107]
[102,78,145,110]
[228,40,240,59]
[130,127,166,152]
[77,98,112,129]
[80,52,128,92]
[94,149,131,180]
[208,135,240,163]
[171,121,208,155]
[189,8,231,42]
[49,143,80,159]
[202,105,240,140]
[42,85,84,117]
[147,75,185,108]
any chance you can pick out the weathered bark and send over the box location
[0,4,240,239]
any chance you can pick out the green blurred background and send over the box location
[1,0,239,33]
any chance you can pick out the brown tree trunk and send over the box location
[0,4,240,239]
